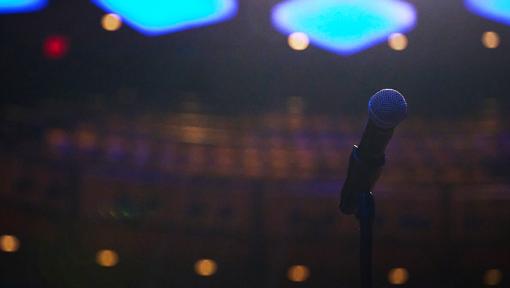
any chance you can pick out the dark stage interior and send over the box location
[1,0,509,287]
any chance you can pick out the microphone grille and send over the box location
[368,89,407,129]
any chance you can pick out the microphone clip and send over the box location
[339,145,385,215]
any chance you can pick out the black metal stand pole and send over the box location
[358,191,375,288]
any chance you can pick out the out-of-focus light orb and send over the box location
[92,0,238,36]
[465,0,510,26]
[288,32,310,51]
[0,0,46,14]
[287,265,310,282]
[481,31,500,49]
[102,13,122,31]
[272,0,417,55]
[43,35,69,59]
[96,249,119,267]
[0,235,19,252]
[484,269,503,286]
[388,33,408,51]
[388,267,409,285]
[194,259,217,277]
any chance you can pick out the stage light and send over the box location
[194,259,217,277]
[465,0,510,26]
[288,32,310,51]
[43,35,69,59]
[388,267,409,285]
[0,0,46,14]
[272,0,416,55]
[96,249,119,267]
[0,235,19,253]
[92,0,238,36]
[481,31,500,49]
[287,265,310,282]
[484,269,502,286]
[388,33,408,51]
[102,13,122,31]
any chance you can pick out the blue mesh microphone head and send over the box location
[368,89,407,129]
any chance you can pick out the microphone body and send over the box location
[339,89,407,215]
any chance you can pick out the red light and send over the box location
[43,35,69,59]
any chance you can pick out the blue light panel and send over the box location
[272,0,417,55]
[92,0,238,36]
[0,0,46,13]
[465,0,510,26]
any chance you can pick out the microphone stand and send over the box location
[340,146,384,288]
[339,89,407,288]
[357,191,375,288]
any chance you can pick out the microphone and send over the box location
[339,89,407,215]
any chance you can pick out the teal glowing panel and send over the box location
[0,0,46,13]
[92,0,238,36]
[272,0,417,55]
[466,0,510,26]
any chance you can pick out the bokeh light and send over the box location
[96,249,119,267]
[272,0,416,55]
[484,269,503,286]
[43,35,69,59]
[465,0,510,26]
[101,13,122,31]
[481,31,500,49]
[0,235,20,253]
[388,267,409,285]
[92,0,238,35]
[287,265,310,282]
[194,258,217,277]
[288,32,310,51]
[0,0,47,14]
[388,33,408,51]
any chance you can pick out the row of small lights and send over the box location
[100,13,503,52]
[41,13,501,60]
[288,31,502,51]
[0,234,504,285]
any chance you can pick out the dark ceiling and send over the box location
[1,0,509,117]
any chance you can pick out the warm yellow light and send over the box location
[484,269,503,286]
[0,235,20,253]
[96,249,119,267]
[194,259,217,277]
[287,265,310,282]
[482,31,500,49]
[388,33,408,51]
[388,267,409,285]
[288,32,310,51]
[101,13,122,32]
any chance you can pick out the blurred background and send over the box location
[1,0,509,287]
